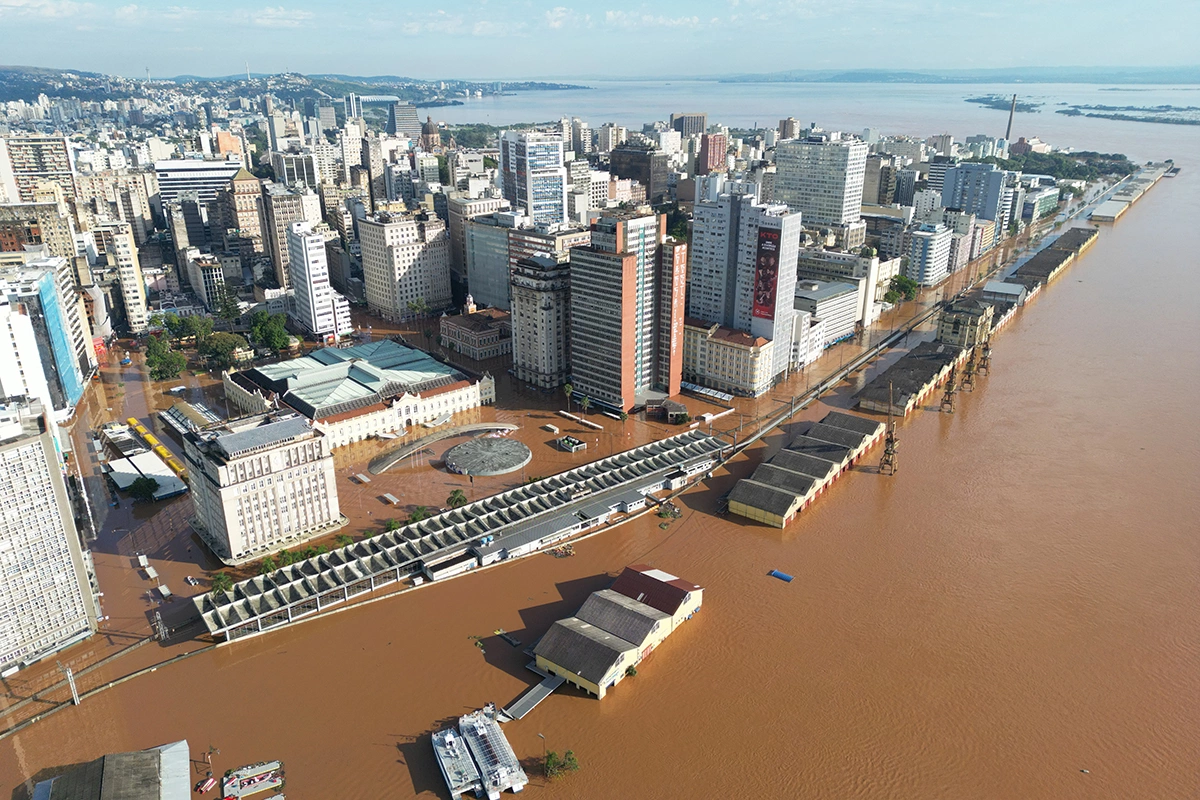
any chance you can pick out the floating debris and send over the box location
[768,570,794,583]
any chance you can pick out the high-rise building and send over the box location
[697,134,727,175]
[0,183,76,260]
[0,135,75,204]
[184,250,225,312]
[510,254,571,390]
[687,188,802,384]
[0,397,98,674]
[906,223,952,286]
[670,113,707,137]
[92,220,147,333]
[609,145,669,205]
[862,155,897,206]
[183,413,343,564]
[360,136,386,211]
[894,168,918,206]
[387,103,422,138]
[286,221,352,340]
[153,159,243,205]
[926,154,959,193]
[568,211,684,410]
[464,215,513,311]
[358,211,451,321]
[215,167,265,263]
[270,150,320,189]
[774,136,869,227]
[941,162,1005,222]
[499,131,567,226]
[0,262,88,418]
[343,94,363,120]
[447,197,510,282]
[262,181,322,287]
[778,117,802,140]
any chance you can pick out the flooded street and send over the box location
[2,151,1199,799]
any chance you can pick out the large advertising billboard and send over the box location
[751,228,781,320]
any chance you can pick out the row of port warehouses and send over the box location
[1006,226,1099,293]
[1091,163,1170,223]
[192,430,724,641]
[728,411,886,528]
[857,341,968,418]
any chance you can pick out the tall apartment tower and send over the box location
[286,221,352,340]
[361,136,386,211]
[0,398,98,674]
[216,167,266,263]
[775,136,869,227]
[778,117,802,140]
[862,155,898,206]
[510,254,571,390]
[906,223,953,286]
[670,113,707,137]
[387,103,422,138]
[93,220,148,334]
[697,134,727,175]
[0,135,75,203]
[688,187,803,382]
[940,162,1006,222]
[447,196,510,282]
[0,262,88,419]
[499,131,567,226]
[262,182,322,287]
[183,413,343,564]
[568,211,684,411]
[358,211,451,321]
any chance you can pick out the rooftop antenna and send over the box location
[1005,94,1016,141]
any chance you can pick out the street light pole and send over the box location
[537,732,547,773]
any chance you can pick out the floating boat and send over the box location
[221,760,284,798]
[494,628,521,647]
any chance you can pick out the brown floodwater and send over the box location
[3,160,1199,799]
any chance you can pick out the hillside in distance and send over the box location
[720,65,1200,84]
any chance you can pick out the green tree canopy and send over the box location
[182,315,214,343]
[200,332,249,369]
[248,310,289,351]
[212,282,242,328]
[210,572,234,596]
[447,489,468,508]
[127,476,159,502]
[889,275,920,301]
[145,334,187,381]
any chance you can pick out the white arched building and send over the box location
[224,339,495,449]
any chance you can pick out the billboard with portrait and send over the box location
[751,228,781,320]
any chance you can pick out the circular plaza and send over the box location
[444,436,533,477]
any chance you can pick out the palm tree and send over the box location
[334,534,354,548]
[384,518,402,532]
[259,555,276,575]
[409,505,430,523]
[447,488,468,508]
[278,549,295,567]
[210,572,234,596]
[619,411,628,423]
[563,383,573,413]
[579,396,591,416]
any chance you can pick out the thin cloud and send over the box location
[545,5,571,29]
[604,10,704,28]
[249,6,314,28]
[0,0,91,18]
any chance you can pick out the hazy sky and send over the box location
[1,0,1197,78]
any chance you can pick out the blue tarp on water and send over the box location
[769,570,794,583]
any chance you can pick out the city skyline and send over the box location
[0,0,1196,78]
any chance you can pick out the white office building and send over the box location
[793,280,859,347]
[499,131,567,226]
[286,221,352,341]
[153,159,243,204]
[907,224,953,286]
[358,211,451,321]
[774,136,869,228]
[687,186,803,384]
[0,398,99,674]
[183,413,344,564]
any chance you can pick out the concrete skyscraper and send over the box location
[286,221,352,341]
[568,211,685,411]
[499,131,567,226]
[0,135,75,203]
[358,212,451,321]
[0,398,98,675]
[688,186,803,385]
[774,135,869,228]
